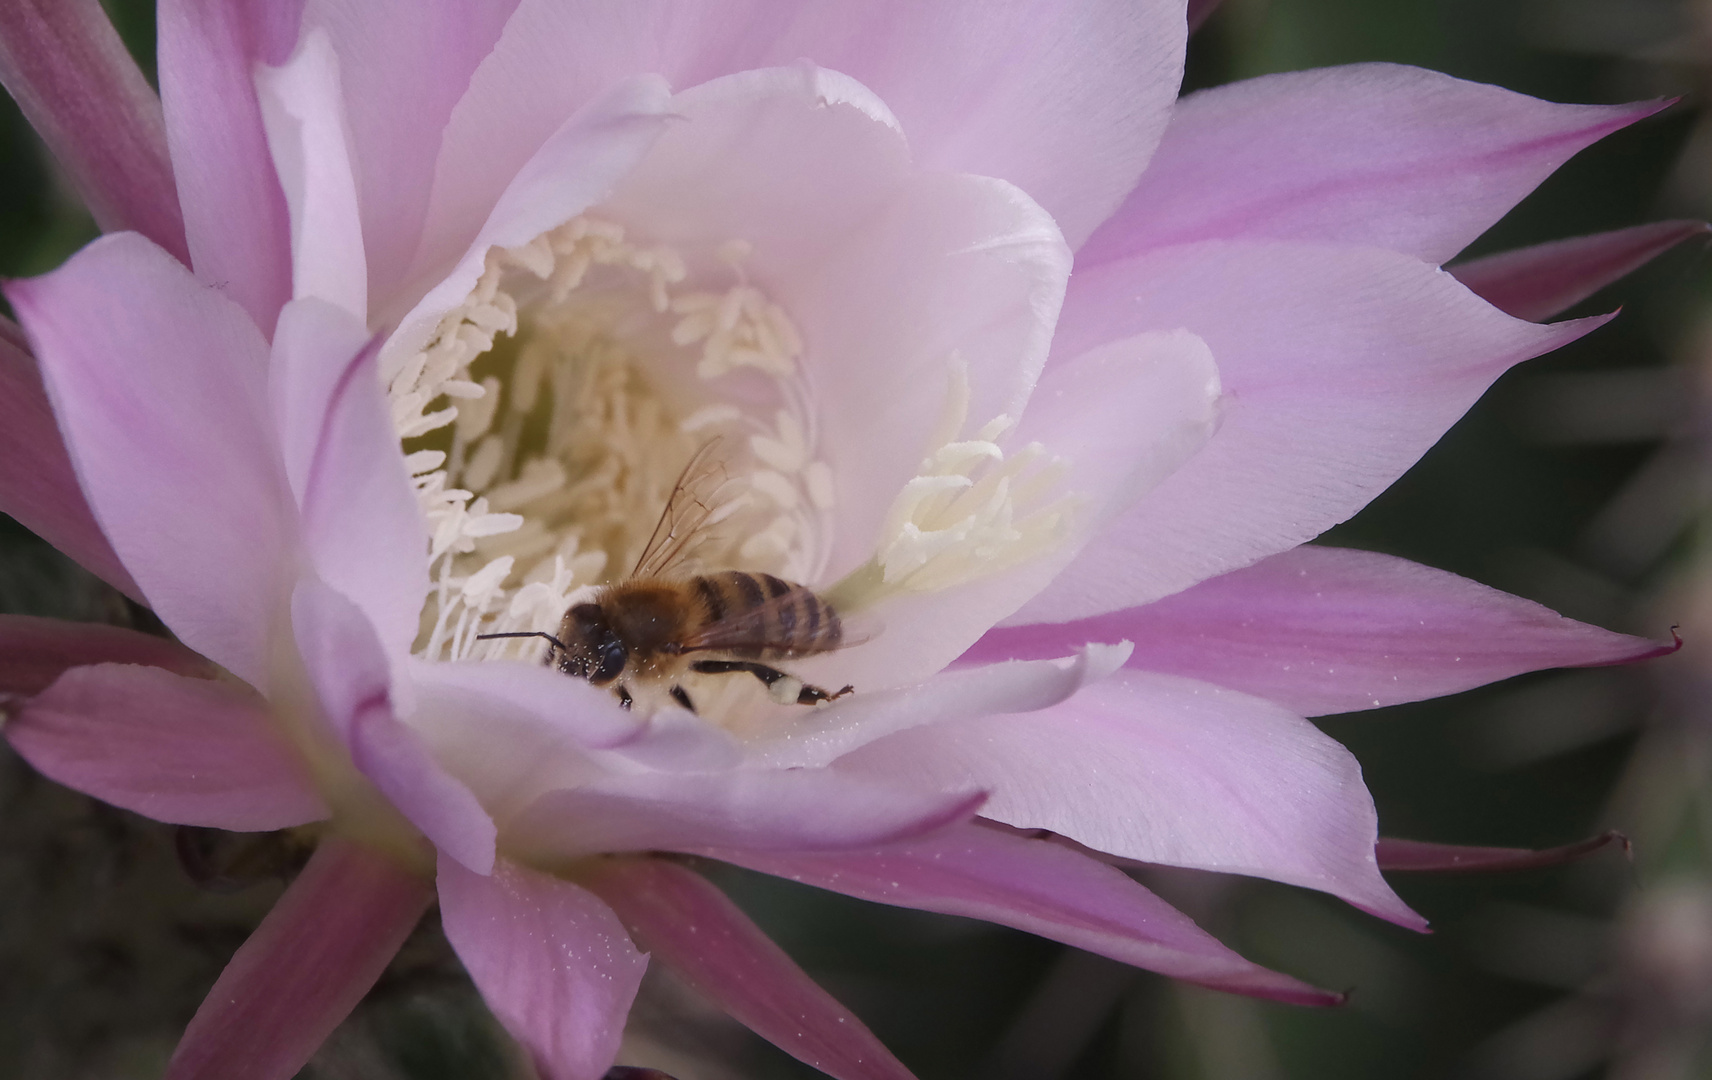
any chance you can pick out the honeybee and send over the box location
[479,444,853,714]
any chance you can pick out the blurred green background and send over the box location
[2,1,1710,1078]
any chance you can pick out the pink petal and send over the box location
[601,66,1067,579]
[975,546,1670,717]
[0,326,140,601]
[1019,239,1609,623]
[711,822,1341,1005]
[400,658,648,820]
[6,233,294,690]
[0,0,187,259]
[408,657,642,750]
[8,663,327,831]
[507,769,985,861]
[821,327,1220,697]
[438,855,647,1080]
[773,0,1188,248]
[1015,328,1224,535]
[296,0,517,305]
[167,836,433,1080]
[1376,831,1628,873]
[390,72,673,358]
[292,578,496,873]
[427,0,1183,253]
[833,670,1424,929]
[610,708,747,773]
[585,857,918,1080]
[271,299,425,655]
[1449,219,1712,322]
[157,0,302,334]
[756,644,1131,770]
[405,664,757,826]
[1082,64,1664,268]
[256,27,368,319]
[347,703,497,874]
[0,614,214,694]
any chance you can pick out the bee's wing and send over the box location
[631,440,734,580]
[678,592,874,658]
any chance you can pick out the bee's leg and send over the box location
[797,682,855,706]
[616,684,634,711]
[669,685,697,714]
[691,660,854,706]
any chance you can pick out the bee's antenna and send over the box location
[475,631,569,651]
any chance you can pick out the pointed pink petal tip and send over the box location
[586,857,919,1080]
[0,0,188,258]
[1451,219,1710,322]
[0,614,214,695]
[166,837,433,1080]
[1376,831,1630,873]
[711,823,1345,1008]
[982,547,1673,717]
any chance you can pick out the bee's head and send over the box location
[556,602,628,685]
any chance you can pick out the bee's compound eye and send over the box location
[592,638,627,684]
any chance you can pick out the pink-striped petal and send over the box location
[7,233,295,690]
[1376,831,1628,873]
[8,662,327,831]
[271,299,425,655]
[973,546,1669,716]
[1450,219,1711,322]
[291,578,496,873]
[0,326,140,601]
[711,823,1341,1005]
[439,855,647,1080]
[0,614,213,694]
[1081,63,1663,268]
[167,837,433,1080]
[157,0,302,333]
[507,769,984,862]
[0,0,187,259]
[585,857,918,1080]
[1019,240,1609,623]
[833,670,1423,929]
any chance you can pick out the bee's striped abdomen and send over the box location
[694,571,842,659]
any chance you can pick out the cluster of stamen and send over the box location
[383,216,834,663]
[385,216,1076,681]
[826,363,1072,612]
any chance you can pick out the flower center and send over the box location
[385,215,1073,708]
[386,216,835,665]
